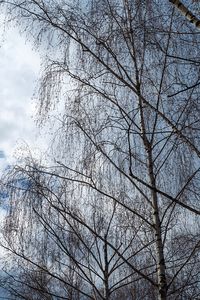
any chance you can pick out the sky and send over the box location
[0,17,43,171]
[0,17,44,296]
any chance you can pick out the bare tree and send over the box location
[1,0,200,299]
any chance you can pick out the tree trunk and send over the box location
[169,0,200,30]
[103,238,110,300]
[147,147,167,300]
[137,79,167,299]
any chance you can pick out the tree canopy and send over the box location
[0,1,200,299]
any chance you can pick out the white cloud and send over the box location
[0,17,47,168]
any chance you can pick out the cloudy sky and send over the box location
[0,17,44,294]
[0,17,43,171]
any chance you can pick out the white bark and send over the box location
[169,0,200,29]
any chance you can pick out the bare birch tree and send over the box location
[1,0,200,299]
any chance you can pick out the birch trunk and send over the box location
[103,238,110,300]
[147,148,167,300]
[169,0,200,29]
[137,82,167,299]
